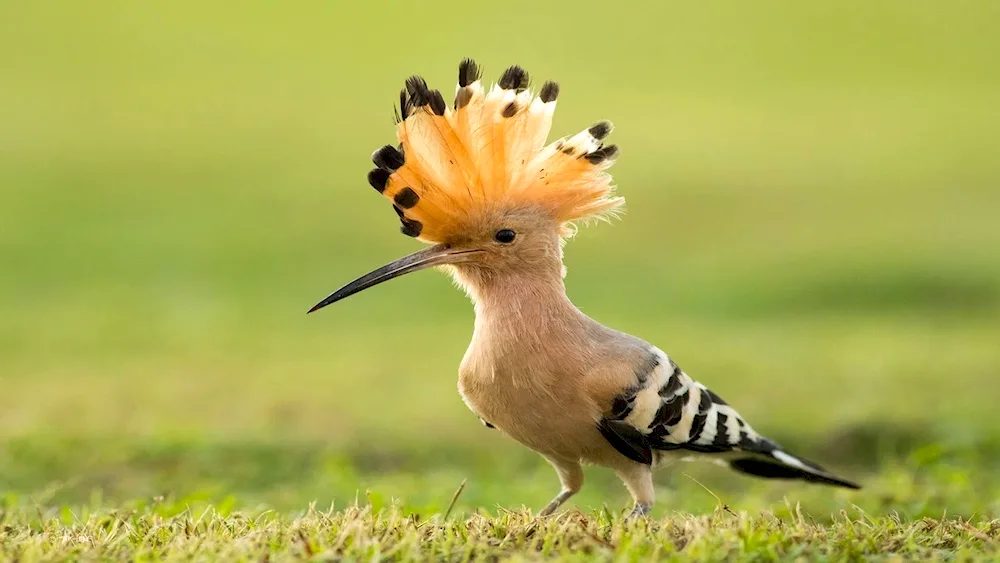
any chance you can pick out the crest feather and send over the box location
[369,59,623,243]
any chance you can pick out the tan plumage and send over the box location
[312,59,859,517]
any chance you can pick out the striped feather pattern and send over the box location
[598,348,860,489]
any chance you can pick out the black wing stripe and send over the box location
[683,389,713,443]
[659,362,684,397]
[713,413,731,447]
[696,388,712,412]
[652,389,687,427]
[599,419,653,465]
[606,350,662,421]
[687,413,708,442]
[705,388,728,405]
[609,394,635,419]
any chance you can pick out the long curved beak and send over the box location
[307,244,481,313]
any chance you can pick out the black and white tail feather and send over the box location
[599,348,860,489]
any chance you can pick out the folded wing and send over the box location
[598,349,860,489]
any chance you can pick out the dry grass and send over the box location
[3,502,998,562]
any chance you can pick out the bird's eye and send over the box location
[494,229,516,243]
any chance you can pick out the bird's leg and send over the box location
[537,458,583,516]
[616,464,655,519]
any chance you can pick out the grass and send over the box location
[4,502,1000,561]
[2,0,1000,559]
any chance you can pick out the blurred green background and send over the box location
[1,1,998,519]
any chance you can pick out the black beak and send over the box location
[308,244,482,313]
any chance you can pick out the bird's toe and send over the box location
[626,503,652,520]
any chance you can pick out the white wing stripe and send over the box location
[695,408,719,445]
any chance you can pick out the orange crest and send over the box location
[366,59,624,243]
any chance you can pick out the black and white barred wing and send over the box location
[598,349,860,489]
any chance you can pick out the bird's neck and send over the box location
[455,265,591,353]
[474,273,573,320]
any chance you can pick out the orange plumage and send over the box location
[367,59,623,244]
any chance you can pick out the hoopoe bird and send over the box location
[309,59,859,517]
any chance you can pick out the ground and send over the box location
[5,505,1000,561]
[1,1,999,561]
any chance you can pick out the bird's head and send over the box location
[309,59,623,313]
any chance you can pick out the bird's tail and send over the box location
[730,442,861,490]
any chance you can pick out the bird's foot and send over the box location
[626,503,651,520]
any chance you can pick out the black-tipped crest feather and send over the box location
[588,121,613,140]
[372,144,405,170]
[399,217,423,237]
[458,58,481,87]
[405,75,431,107]
[539,81,560,103]
[367,168,390,193]
[398,88,411,121]
[584,145,619,164]
[498,65,529,91]
[429,90,447,116]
